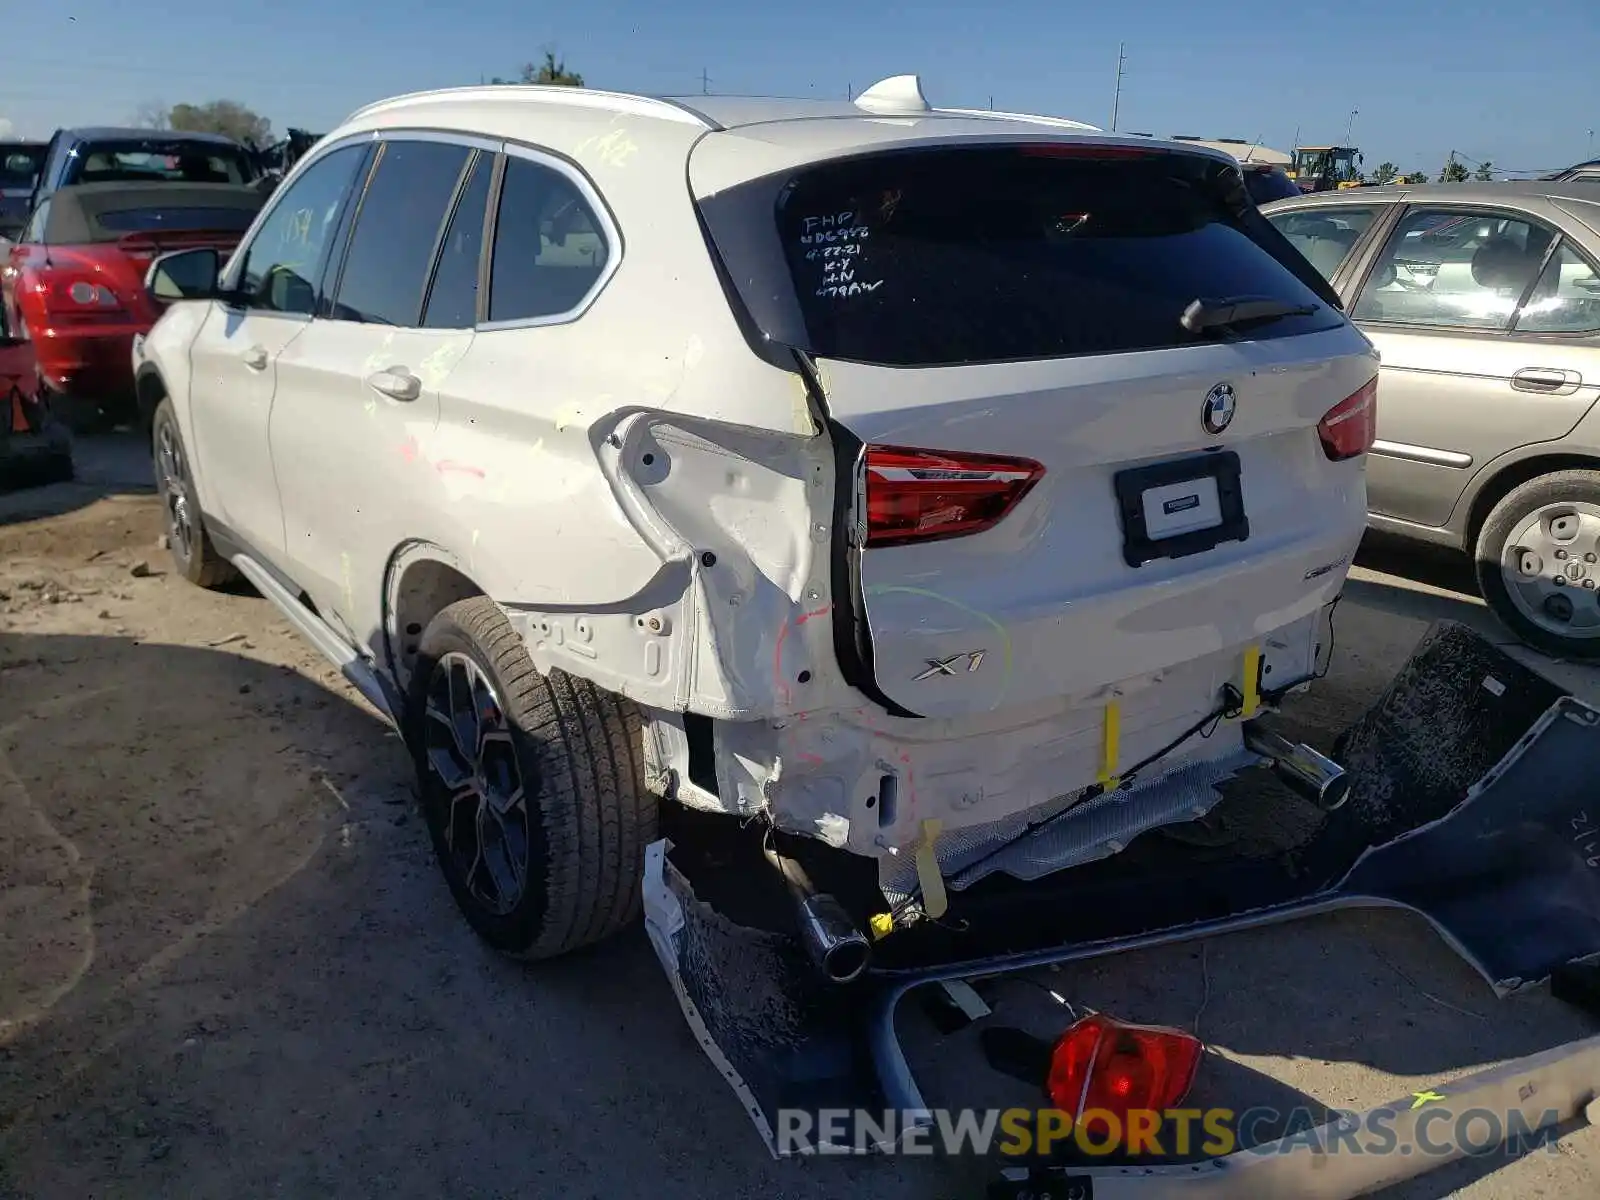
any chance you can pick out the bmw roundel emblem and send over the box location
[1202,383,1237,436]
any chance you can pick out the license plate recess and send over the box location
[1113,450,1248,568]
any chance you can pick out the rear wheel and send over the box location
[407,596,657,960]
[152,397,236,588]
[1475,470,1600,659]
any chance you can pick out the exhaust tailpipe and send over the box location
[1245,724,1352,812]
[764,847,872,984]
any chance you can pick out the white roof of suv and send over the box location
[338,75,1203,199]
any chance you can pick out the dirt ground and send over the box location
[2,435,1598,1199]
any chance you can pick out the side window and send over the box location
[331,140,471,327]
[422,151,492,329]
[1265,207,1376,282]
[1352,208,1556,331]
[236,144,367,315]
[487,156,611,324]
[1514,242,1600,334]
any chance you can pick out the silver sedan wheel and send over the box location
[1501,501,1600,641]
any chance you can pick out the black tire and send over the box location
[151,397,236,588]
[407,596,658,959]
[1474,469,1600,660]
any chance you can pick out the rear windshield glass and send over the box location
[68,142,255,187]
[721,145,1343,367]
[94,206,258,233]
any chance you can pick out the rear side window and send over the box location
[1267,207,1377,281]
[756,146,1341,367]
[423,151,492,329]
[333,140,472,326]
[487,156,610,324]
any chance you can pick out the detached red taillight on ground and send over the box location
[862,445,1046,548]
[1318,376,1378,462]
[1046,1012,1203,1125]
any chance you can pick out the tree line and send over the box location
[133,51,586,147]
[1364,156,1494,186]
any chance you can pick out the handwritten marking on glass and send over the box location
[1571,811,1600,869]
[797,210,882,300]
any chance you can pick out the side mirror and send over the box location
[147,247,221,302]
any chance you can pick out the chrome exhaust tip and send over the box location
[796,893,873,984]
[1245,724,1352,812]
[765,847,872,984]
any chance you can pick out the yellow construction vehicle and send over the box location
[1287,144,1365,192]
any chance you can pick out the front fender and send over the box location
[135,302,213,503]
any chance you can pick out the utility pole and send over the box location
[1110,42,1126,132]
[700,67,711,95]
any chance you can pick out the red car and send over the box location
[1,180,264,429]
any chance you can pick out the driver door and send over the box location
[186,142,371,571]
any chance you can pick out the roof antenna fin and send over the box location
[854,74,931,115]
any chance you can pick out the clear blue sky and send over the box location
[5,0,1596,177]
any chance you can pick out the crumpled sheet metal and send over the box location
[644,621,1600,1159]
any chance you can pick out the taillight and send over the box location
[1318,376,1377,462]
[35,270,124,316]
[1046,1012,1202,1126]
[863,445,1044,548]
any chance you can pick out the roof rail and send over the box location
[343,85,712,129]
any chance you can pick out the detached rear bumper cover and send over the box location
[644,621,1600,1195]
[987,1036,1600,1198]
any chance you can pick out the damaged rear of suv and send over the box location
[138,77,1376,977]
[681,99,1377,941]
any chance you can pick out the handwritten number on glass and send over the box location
[1571,811,1600,869]
[798,210,884,300]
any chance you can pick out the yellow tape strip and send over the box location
[1241,644,1261,718]
[916,819,949,920]
[1097,700,1121,789]
[869,912,895,940]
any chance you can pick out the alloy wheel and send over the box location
[156,419,196,562]
[422,652,533,916]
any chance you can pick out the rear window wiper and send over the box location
[1181,295,1319,334]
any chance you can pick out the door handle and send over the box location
[242,346,269,371]
[365,367,421,402]
[1512,367,1580,394]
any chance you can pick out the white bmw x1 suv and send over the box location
[133,74,1378,969]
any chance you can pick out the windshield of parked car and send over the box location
[65,140,256,188]
[1243,167,1303,205]
[1,145,46,189]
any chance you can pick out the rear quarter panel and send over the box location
[339,104,844,718]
